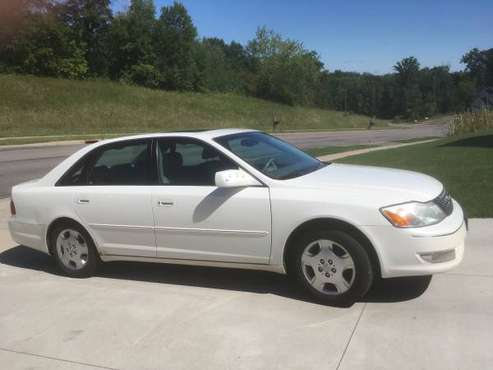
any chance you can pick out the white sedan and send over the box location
[8,129,467,304]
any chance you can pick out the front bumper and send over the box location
[362,200,467,278]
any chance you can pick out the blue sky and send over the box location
[112,0,493,74]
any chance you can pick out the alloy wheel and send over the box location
[55,229,89,271]
[301,239,356,295]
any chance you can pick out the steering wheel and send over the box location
[263,158,278,172]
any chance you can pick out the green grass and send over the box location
[338,131,493,217]
[305,145,373,157]
[0,74,388,142]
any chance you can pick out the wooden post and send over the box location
[273,114,280,132]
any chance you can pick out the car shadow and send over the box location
[362,275,432,303]
[193,187,243,223]
[440,134,493,148]
[0,245,432,307]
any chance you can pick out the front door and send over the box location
[152,138,271,264]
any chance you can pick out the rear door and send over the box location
[68,139,157,257]
[151,138,272,264]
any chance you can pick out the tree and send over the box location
[154,1,198,90]
[247,27,323,106]
[451,72,475,112]
[0,0,56,71]
[19,17,88,78]
[393,57,422,119]
[0,0,88,78]
[194,37,257,93]
[461,48,493,88]
[59,0,112,76]
[108,0,156,79]
[195,38,237,92]
[393,56,420,86]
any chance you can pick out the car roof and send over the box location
[92,128,259,147]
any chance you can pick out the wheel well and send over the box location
[45,217,86,255]
[283,218,381,277]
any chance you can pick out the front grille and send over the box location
[434,189,453,215]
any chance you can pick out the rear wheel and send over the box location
[288,229,374,305]
[50,222,100,278]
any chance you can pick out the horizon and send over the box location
[112,0,493,75]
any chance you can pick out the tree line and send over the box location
[1,0,492,120]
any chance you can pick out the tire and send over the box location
[49,221,100,278]
[287,229,374,305]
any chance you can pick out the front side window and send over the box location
[215,132,326,179]
[158,138,237,186]
[86,140,153,185]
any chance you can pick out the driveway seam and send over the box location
[0,347,117,370]
[445,272,493,278]
[335,302,366,370]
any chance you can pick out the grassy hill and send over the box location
[0,74,388,141]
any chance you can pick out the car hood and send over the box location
[285,163,443,203]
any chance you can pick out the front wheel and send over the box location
[50,222,100,278]
[288,229,374,305]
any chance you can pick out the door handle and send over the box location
[77,199,90,204]
[157,200,174,207]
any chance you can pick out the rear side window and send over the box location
[57,158,87,186]
[57,139,154,186]
[88,141,152,185]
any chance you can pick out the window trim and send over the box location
[56,138,157,187]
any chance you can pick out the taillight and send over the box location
[10,200,16,216]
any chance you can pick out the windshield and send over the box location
[215,132,327,179]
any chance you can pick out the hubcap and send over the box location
[55,229,88,271]
[301,239,355,295]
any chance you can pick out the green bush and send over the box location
[449,111,493,135]
[57,44,89,79]
[123,64,160,88]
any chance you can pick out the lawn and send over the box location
[0,74,388,142]
[338,131,493,217]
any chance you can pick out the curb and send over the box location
[0,140,88,150]
[317,139,439,162]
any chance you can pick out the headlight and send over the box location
[380,201,446,228]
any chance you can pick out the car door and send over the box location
[152,137,271,264]
[69,138,157,257]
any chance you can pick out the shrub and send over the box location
[123,64,161,88]
[449,110,493,135]
[57,44,89,79]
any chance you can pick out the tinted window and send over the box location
[215,132,325,179]
[158,138,237,186]
[86,140,152,185]
[57,157,87,186]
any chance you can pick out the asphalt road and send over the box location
[0,123,448,198]
[0,145,85,198]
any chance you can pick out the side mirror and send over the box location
[215,169,261,188]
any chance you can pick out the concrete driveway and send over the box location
[0,199,491,370]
